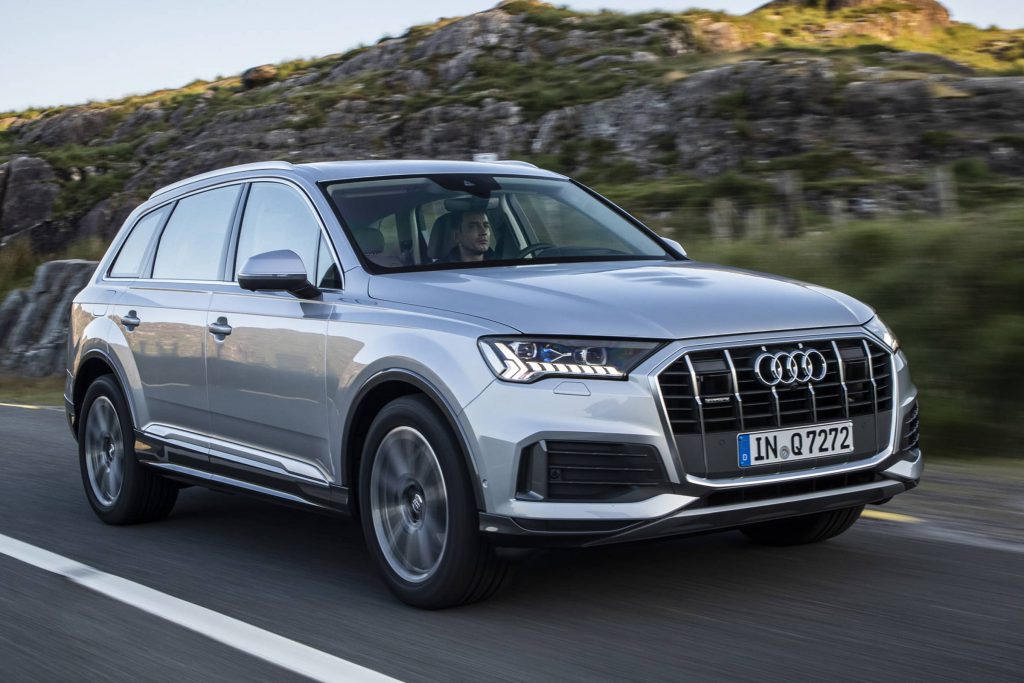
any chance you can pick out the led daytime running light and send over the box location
[479,337,659,383]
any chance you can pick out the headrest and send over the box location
[352,226,385,255]
[428,213,458,261]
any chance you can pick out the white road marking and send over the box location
[0,533,401,683]
[0,402,64,412]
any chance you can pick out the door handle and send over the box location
[120,311,141,331]
[208,317,232,338]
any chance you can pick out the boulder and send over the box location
[0,259,98,377]
[407,9,515,61]
[0,157,60,238]
[74,195,137,241]
[241,64,278,89]
[17,107,115,146]
[325,40,407,83]
[695,20,746,52]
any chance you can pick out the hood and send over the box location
[367,260,874,339]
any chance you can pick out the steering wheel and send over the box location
[515,242,556,259]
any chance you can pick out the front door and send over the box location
[204,181,334,485]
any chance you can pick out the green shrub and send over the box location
[992,134,1024,151]
[62,236,108,261]
[52,171,131,220]
[953,157,994,182]
[920,130,957,151]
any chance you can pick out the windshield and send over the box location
[323,175,672,271]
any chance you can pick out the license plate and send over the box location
[738,421,854,468]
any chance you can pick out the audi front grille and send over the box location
[658,337,895,477]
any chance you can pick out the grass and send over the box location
[0,238,38,301]
[0,375,64,406]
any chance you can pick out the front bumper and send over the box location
[481,447,922,547]
[459,328,921,546]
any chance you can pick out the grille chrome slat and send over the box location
[831,340,851,419]
[723,349,745,431]
[863,339,879,416]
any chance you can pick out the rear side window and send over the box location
[152,185,242,280]
[109,208,167,278]
[234,183,320,279]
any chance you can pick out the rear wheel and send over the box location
[740,505,864,546]
[359,395,507,608]
[79,375,178,524]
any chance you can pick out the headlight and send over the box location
[478,337,661,383]
[864,316,900,352]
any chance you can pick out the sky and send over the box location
[1,0,1021,113]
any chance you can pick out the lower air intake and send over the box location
[517,441,668,502]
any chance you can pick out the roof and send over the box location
[149,159,564,200]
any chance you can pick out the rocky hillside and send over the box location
[1,0,1023,261]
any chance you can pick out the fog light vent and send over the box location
[517,441,668,502]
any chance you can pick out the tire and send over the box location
[739,505,864,546]
[78,375,178,525]
[359,395,508,609]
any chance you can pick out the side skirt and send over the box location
[134,430,350,515]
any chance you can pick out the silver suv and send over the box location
[66,160,922,608]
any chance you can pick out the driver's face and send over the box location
[456,212,491,256]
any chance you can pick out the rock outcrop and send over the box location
[0,157,60,243]
[0,259,97,377]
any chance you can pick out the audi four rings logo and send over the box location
[753,349,828,386]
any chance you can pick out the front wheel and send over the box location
[359,395,507,608]
[739,505,864,546]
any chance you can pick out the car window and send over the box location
[515,192,634,252]
[315,234,342,290]
[325,175,669,271]
[109,207,168,278]
[152,185,241,280]
[234,183,320,280]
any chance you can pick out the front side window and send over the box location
[234,182,321,280]
[315,234,342,290]
[152,185,241,280]
[109,207,168,278]
[323,175,671,272]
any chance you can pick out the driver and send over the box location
[446,210,494,262]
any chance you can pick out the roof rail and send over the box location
[492,160,538,169]
[149,161,296,199]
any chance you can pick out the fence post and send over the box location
[710,198,737,240]
[933,166,958,216]
[828,198,847,229]
[744,206,767,240]
[777,171,803,237]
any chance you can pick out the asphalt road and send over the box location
[1,405,1021,682]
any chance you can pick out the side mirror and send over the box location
[238,250,320,299]
[661,237,687,258]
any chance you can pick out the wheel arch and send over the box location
[342,369,485,515]
[72,350,134,434]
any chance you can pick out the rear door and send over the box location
[111,184,242,459]
[205,180,335,485]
